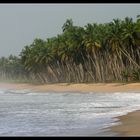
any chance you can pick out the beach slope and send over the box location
[111,110,140,136]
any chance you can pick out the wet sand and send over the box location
[111,110,140,136]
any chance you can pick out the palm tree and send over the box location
[16,16,140,83]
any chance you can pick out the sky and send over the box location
[0,4,140,57]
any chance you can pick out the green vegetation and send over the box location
[0,55,29,82]
[1,16,140,83]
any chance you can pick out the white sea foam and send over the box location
[0,90,5,94]
[0,89,140,136]
[7,89,31,94]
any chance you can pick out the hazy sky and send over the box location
[0,4,140,57]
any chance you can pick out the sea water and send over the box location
[0,88,140,136]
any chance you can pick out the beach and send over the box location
[1,82,140,93]
[0,82,140,136]
[111,110,140,136]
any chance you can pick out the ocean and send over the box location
[0,88,140,136]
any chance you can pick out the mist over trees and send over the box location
[1,16,140,83]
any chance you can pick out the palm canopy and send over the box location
[1,17,140,83]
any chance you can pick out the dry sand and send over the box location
[0,82,140,136]
[0,82,140,93]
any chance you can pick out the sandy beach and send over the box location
[111,110,140,136]
[0,82,140,93]
[0,82,140,136]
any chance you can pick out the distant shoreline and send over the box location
[0,82,140,93]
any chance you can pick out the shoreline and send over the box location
[0,82,140,136]
[1,82,140,93]
[111,110,140,136]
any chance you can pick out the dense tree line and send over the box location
[0,55,29,81]
[1,16,140,83]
